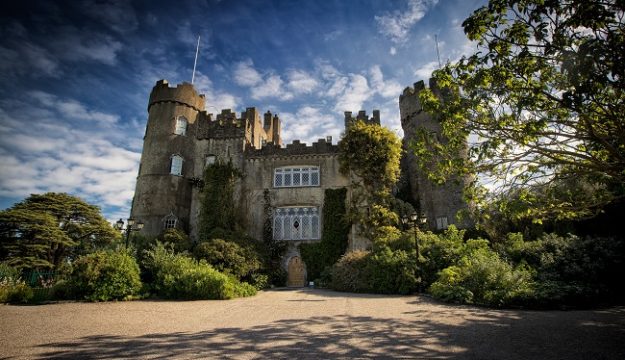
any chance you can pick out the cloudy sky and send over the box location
[0,0,486,221]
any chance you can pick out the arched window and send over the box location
[174,116,187,136]
[162,212,178,229]
[170,155,183,175]
[273,207,320,241]
[274,166,320,188]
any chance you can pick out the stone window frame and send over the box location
[273,166,320,188]
[273,206,320,241]
[170,154,183,176]
[436,216,449,230]
[174,116,188,136]
[162,212,178,230]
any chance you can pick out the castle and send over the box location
[131,78,468,285]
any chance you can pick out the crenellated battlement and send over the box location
[344,110,381,129]
[245,138,338,158]
[148,80,206,112]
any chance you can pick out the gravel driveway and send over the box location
[1,288,624,359]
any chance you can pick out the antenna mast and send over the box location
[191,35,200,84]
[435,34,442,68]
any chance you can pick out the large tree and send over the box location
[0,193,119,269]
[416,0,625,221]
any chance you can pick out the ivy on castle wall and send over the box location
[338,120,403,240]
[198,162,242,240]
[299,188,350,281]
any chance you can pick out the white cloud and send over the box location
[390,47,397,55]
[0,95,141,217]
[375,0,438,44]
[279,106,342,145]
[286,70,319,94]
[251,74,293,101]
[414,61,439,80]
[192,72,239,111]
[369,65,403,99]
[233,60,263,87]
[333,74,371,113]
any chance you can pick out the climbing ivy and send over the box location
[300,188,350,281]
[198,162,242,241]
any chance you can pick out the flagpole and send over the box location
[191,35,200,84]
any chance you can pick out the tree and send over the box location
[0,193,118,269]
[339,121,403,238]
[339,120,403,195]
[416,0,625,221]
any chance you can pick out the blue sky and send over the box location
[0,0,486,221]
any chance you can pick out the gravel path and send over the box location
[1,288,624,359]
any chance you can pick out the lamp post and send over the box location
[402,212,428,292]
[114,218,144,248]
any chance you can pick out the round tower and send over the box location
[398,78,470,231]
[131,80,205,236]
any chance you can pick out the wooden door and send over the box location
[287,256,306,287]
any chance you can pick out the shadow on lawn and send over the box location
[35,294,625,359]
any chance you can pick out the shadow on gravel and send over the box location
[36,305,625,359]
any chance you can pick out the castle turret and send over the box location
[130,80,206,236]
[399,79,470,230]
[344,110,380,128]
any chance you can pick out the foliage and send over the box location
[416,0,625,221]
[0,262,33,303]
[198,162,242,240]
[143,242,256,300]
[0,193,118,270]
[495,232,625,306]
[194,239,262,279]
[70,249,142,301]
[300,188,350,281]
[262,189,288,287]
[419,225,468,286]
[330,248,417,295]
[161,228,192,253]
[339,120,402,194]
[330,250,371,293]
[429,247,534,307]
[0,280,33,304]
[367,247,417,295]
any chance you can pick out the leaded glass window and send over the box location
[273,166,320,188]
[272,207,320,240]
[170,155,183,176]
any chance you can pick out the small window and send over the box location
[170,155,183,176]
[274,166,320,188]
[436,216,449,230]
[162,213,178,230]
[205,155,216,166]
[174,116,187,136]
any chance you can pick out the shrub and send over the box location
[429,247,533,307]
[330,250,371,293]
[144,242,256,300]
[420,225,468,286]
[71,250,142,301]
[161,228,192,253]
[194,239,261,279]
[0,280,33,304]
[330,248,417,294]
[494,232,625,306]
[367,247,417,294]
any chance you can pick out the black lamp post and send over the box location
[114,218,144,248]
[402,212,428,292]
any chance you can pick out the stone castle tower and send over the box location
[398,79,470,230]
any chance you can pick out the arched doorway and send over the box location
[287,256,306,287]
